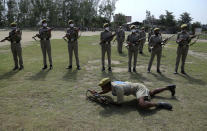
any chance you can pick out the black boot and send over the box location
[174,71,178,74]
[42,65,47,70]
[133,67,136,72]
[66,65,72,69]
[19,65,24,70]
[167,85,176,96]
[12,66,19,71]
[102,67,105,72]
[108,67,112,72]
[77,65,81,70]
[128,68,131,72]
[147,69,151,73]
[181,70,186,74]
[157,69,161,74]
[49,65,53,70]
[157,102,173,110]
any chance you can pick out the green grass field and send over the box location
[0,36,207,130]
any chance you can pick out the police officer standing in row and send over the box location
[38,19,53,70]
[0,22,24,70]
[116,26,125,54]
[147,28,163,73]
[148,28,154,52]
[126,25,140,72]
[174,24,195,74]
[139,27,146,54]
[100,23,114,72]
[65,20,81,70]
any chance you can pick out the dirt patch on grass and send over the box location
[188,50,207,60]
[112,67,128,73]
[85,66,99,71]
[0,49,10,53]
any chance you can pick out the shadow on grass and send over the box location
[0,70,19,80]
[101,71,117,80]
[130,72,147,82]
[153,96,179,101]
[178,73,206,85]
[62,69,78,81]
[99,99,169,117]
[150,72,173,83]
[28,70,50,81]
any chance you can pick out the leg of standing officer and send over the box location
[41,41,47,69]
[101,45,106,71]
[133,47,138,72]
[157,48,162,73]
[175,46,182,74]
[11,45,18,70]
[107,44,111,71]
[74,41,80,70]
[128,47,133,72]
[17,43,23,69]
[46,40,53,69]
[68,42,73,69]
[181,46,189,74]
[148,50,156,72]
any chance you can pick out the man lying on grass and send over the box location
[90,78,176,110]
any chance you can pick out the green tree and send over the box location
[113,13,127,26]
[165,10,176,27]
[191,21,201,33]
[7,0,18,25]
[0,0,5,27]
[178,12,193,25]
[18,0,31,27]
[99,0,117,21]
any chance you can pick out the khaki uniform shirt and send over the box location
[127,33,140,46]
[149,34,162,48]
[100,30,113,44]
[116,29,125,41]
[39,27,51,40]
[66,27,79,42]
[111,81,149,104]
[9,29,22,43]
[176,31,190,46]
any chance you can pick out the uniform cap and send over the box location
[103,23,109,28]
[98,78,111,86]
[42,19,47,23]
[130,25,136,30]
[181,24,187,29]
[68,20,73,24]
[154,28,160,32]
[10,22,17,27]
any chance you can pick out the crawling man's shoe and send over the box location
[157,102,173,110]
[167,85,176,96]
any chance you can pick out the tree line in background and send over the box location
[143,10,205,33]
[0,0,117,29]
[0,0,206,33]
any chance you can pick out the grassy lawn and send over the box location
[0,36,207,130]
